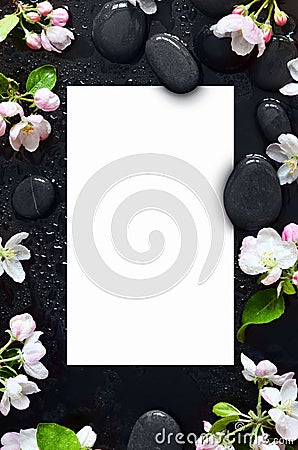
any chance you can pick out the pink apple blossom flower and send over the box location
[26,33,42,50]
[241,354,294,386]
[280,58,298,96]
[232,5,248,15]
[50,8,69,27]
[282,223,298,244]
[195,421,226,450]
[36,1,53,16]
[26,12,41,23]
[274,10,288,26]
[266,134,298,185]
[293,272,298,286]
[261,22,273,44]
[34,88,60,112]
[213,14,266,57]
[22,331,48,380]
[0,102,24,118]
[261,379,298,441]
[41,26,74,53]
[0,375,39,416]
[10,313,36,342]
[0,117,6,137]
[9,115,51,152]
[0,432,20,450]
[239,228,297,285]
[76,426,97,448]
[0,232,31,284]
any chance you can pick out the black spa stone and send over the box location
[251,36,298,91]
[92,0,147,64]
[127,410,182,449]
[194,26,250,73]
[145,33,200,94]
[257,99,292,142]
[191,0,249,18]
[12,176,55,220]
[224,155,282,230]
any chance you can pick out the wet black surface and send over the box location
[0,0,297,449]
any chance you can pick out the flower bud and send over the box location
[26,12,41,23]
[10,313,36,341]
[37,1,53,16]
[293,272,298,286]
[26,33,42,50]
[282,223,298,243]
[50,8,69,27]
[262,22,273,43]
[0,116,6,137]
[274,10,288,26]
[34,88,60,112]
[232,5,247,15]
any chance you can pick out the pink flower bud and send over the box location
[34,88,60,112]
[282,223,298,243]
[26,33,42,50]
[274,10,288,26]
[50,8,69,27]
[293,272,298,286]
[37,1,53,16]
[0,116,6,137]
[26,12,41,22]
[232,5,247,15]
[262,24,273,43]
[10,313,36,341]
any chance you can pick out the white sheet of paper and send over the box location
[67,86,234,365]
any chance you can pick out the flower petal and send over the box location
[231,31,255,56]
[261,387,281,406]
[266,144,289,163]
[277,164,298,185]
[287,58,298,81]
[0,392,10,416]
[19,429,39,450]
[76,426,97,448]
[274,241,297,269]
[261,267,282,286]
[137,0,157,14]
[12,245,30,261]
[3,259,26,283]
[256,228,282,255]
[1,432,20,446]
[242,16,263,45]
[276,415,298,441]
[278,134,298,157]
[22,131,40,153]
[5,232,29,249]
[19,381,40,395]
[280,83,298,96]
[280,379,297,403]
[241,353,257,380]
[24,361,49,380]
[271,372,295,386]
[255,360,277,378]
[10,394,30,411]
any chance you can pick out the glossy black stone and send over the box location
[191,0,249,18]
[251,36,298,91]
[92,0,147,64]
[127,410,182,449]
[224,155,282,230]
[12,176,55,220]
[194,26,249,73]
[145,33,200,94]
[257,99,292,142]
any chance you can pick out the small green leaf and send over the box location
[213,402,241,418]
[210,416,239,433]
[283,280,296,295]
[237,289,285,343]
[37,424,81,450]
[0,14,19,42]
[0,73,9,94]
[26,65,57,95]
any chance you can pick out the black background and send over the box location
[0,0,297,448]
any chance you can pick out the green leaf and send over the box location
[283,280,296,295]
[237,289,285,343]
[0,14,19,43]
[26,65,57,95]
[213,402,241,418]
[0,73,9,94]
[37,424,81,450]
[210,416,239,433]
